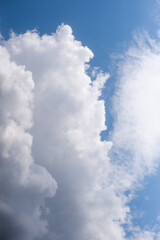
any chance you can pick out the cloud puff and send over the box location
[1,24,131,240]
[2,24,160,240]
[0,43,57,239]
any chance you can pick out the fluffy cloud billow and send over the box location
[1,24,160,240]
[0,44,57,239]
[0,24,128,240]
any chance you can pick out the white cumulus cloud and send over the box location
[0,44,57,240]
[1,24,160,240]
[1,24,129,240]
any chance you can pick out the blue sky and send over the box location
[0,0,158,70]
[1,1,160,240]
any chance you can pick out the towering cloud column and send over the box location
[0,45,57,240]
[2,25,128,240]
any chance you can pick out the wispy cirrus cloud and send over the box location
[111,31,160,185]
[109,30,160,238]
